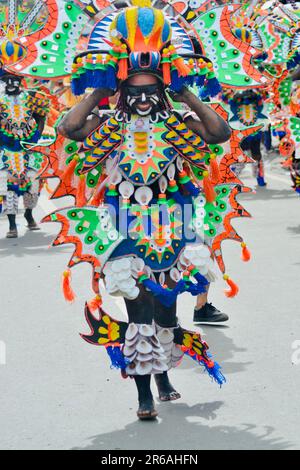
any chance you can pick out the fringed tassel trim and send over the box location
[203,171,216,203]
[241,242,251,262]
[223,274,239,298]
[105,345,131,370]
[87,294,103,312]
[62,269,76,303]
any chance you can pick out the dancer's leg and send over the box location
[23,192,40,230]
[134,375,157,420]
[125,289,157,419]
[194,284,229,323]
[153,298,181,402]
[4,191,18,238]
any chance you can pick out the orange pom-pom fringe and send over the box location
[223,275,239,298]
[87,294,103,312]
[62,269,76,303]
[117,58,128,80]
[210,157,221,184]
[62,157,78,187]
[241,243,251,262]
[203,174,216,203]
[173,57,191,77]
[162,61,171,85]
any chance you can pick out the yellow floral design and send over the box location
[98,315,120,344]
[183,333,203,355]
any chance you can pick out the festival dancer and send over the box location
[0,71,48,238]
[42,0,265,421]
[59,65,231,417]
[223,88,270,187]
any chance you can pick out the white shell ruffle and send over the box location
[124,323,184,376]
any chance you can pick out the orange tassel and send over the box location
[241,242,251,262]
[173,56,191,77]
[62,270,76,303]
[87,294,102,312]
[117,44,128,80]
[223,274,239,298]
[203,172,216,203]
[162,60,171,85]
[62,156,78,187]
[117,58,128,80]
[169,45,191,77]
[76,174,87,207]
[210,155,221,184]
[162,48,171,85]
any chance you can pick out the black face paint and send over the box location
[123,83,162,116]
[2,75,22,96]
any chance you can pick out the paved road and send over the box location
[0,159,300,450]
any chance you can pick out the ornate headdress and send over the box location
[71,0,222,97]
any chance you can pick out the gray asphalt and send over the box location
[0,158,300,450]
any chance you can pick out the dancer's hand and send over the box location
[93,87,115,98]
[167,86,190,103]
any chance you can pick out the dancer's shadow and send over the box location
[72,401,291,450]
[287,225,300,236]
[0,230,70,259]
[179,326,251,375]
[240,187,296,202]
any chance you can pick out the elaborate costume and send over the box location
[0,2,56,236]
[40,0,271,419]
[222,87,270,186]
[0,73,50,236]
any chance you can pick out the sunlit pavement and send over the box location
[0,156,300,450]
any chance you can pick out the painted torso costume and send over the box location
[0,89,49,208]
[43,0,269,384]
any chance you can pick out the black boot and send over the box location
[24,209,40,231]
[6,215,18,239]
[193,303,229,323]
